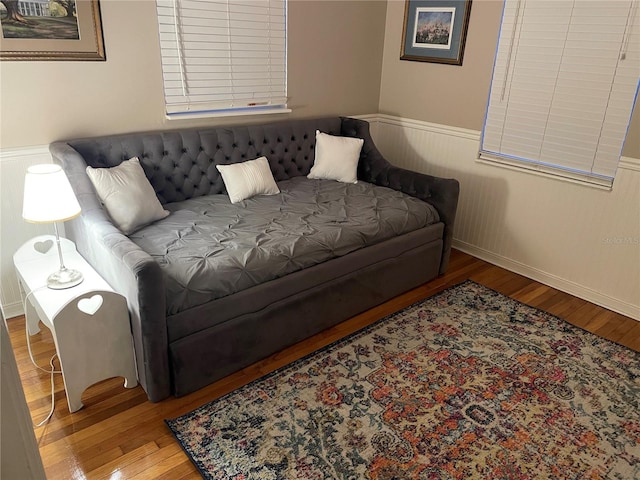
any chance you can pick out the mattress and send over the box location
[129,177,440,314]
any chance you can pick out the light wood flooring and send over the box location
[6,250,640,479]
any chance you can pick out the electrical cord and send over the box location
[23,286,62,427]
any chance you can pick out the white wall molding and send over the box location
[0,145,50,162]
[376,114,481,141]
[619,156,640,172]
[371,115,640,174]
[352,113,380,123]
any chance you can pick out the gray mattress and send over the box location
[130,177,440,314]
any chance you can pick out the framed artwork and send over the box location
[0,0,105,60]
[401,0,472,65]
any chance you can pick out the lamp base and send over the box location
[47,267,83,290]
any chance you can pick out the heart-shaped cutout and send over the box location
[78,295,103,316]
[34,240,53,254]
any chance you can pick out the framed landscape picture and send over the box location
[0,0,105,60]
[401,0,472,65]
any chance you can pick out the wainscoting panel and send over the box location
[2,121,638,321]
[0,147,55,318]
[369,115,640,320]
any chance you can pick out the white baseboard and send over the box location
[2,302,24,320]
[453,239,640,321]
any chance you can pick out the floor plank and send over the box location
[6,249,638,479]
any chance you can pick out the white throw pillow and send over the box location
[307,130,364,184]
[86,157,169,235]
[216,156,280,204]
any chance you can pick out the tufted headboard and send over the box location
[53,115,457,276]
[67,118,343,204]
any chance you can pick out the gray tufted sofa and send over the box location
[50,117,459,402]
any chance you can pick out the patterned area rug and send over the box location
[166,281,640,479]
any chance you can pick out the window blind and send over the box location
[479,0,640,188]
[156,0,288,117]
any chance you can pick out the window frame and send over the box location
[155,0,290,120]
[478,0,640,189]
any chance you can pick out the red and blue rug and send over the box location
[166,281,640,479]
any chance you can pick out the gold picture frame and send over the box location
[0,0,105,61]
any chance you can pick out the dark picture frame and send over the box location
[401,0,472,65]
[0,0,105,61]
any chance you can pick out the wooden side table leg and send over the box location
[47,334,85,413]
[124,372,138,389]
[24,298,41,336]
[53,292,138,412]
[123,347,138,389]
[62,375,85,413]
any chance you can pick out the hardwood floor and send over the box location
[6,249,639,479]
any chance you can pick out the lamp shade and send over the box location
[22,164,81,224]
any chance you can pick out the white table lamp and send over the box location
[22,164,84,289]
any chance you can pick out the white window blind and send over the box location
[479,0,640,188]
[156,0,288,117]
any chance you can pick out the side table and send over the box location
[13,235,138,413]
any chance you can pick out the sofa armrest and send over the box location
[49,142,170,402]
[385,166,459,273]
[341,117,460,274]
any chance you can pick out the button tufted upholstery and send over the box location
[51,116,460,403]
[69,118,342,204]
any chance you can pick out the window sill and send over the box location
[166,107,292,121]
[476,155,614,191]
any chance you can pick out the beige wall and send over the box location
[379,0,639,159]
[2,0,635,154]
[0,0,386,149]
